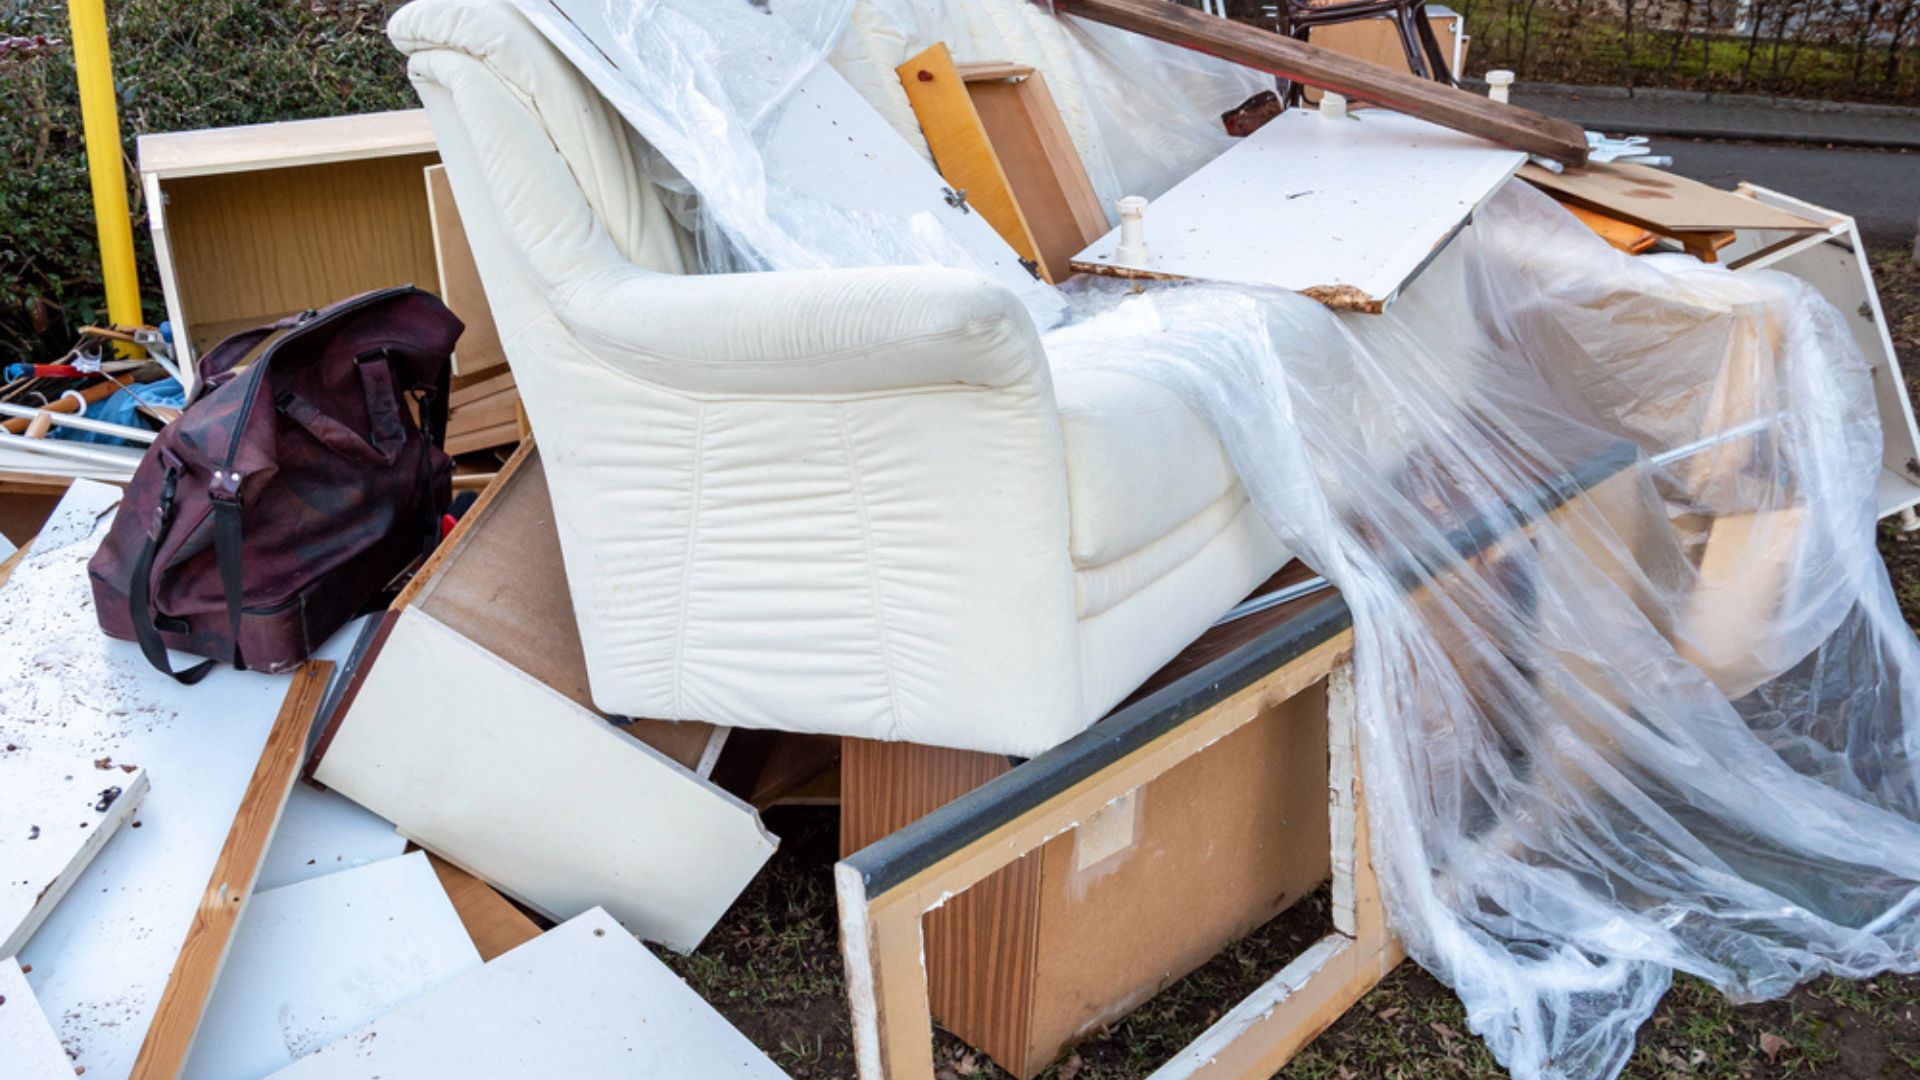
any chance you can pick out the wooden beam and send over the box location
[1048,0,1588,165]
[131,660,335,1080]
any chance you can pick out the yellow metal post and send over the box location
[67,0,143,331]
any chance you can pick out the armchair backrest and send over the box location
[391,0,693,337]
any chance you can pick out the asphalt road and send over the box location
[1650,138,1920,250]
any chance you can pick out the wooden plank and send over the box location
[1,760,149,960]
[1519,161,1823,235]
[449,368,517,408]
[266,908,789,1079]
[312,608,774,952]
[1565,204,1658,254]
[447,419,522,456]
[1051,0,1587,164]
[963,67,1107,283]
[138,110,436,180]
[449,384,523,433]
[898,43,1045,278]
[131,660,335,1080]
[425,164,509,377]
[0,958,74,1080]
[425,852,544,962]
[1071,108,1523,310]
[182,851,481,1080]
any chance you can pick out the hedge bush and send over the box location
[0,0,414,362]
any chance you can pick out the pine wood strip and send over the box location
[425,851,544,962]
[130,660,335,1080]
[1050,0,1588,165]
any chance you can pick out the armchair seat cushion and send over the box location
[1055,367,1240,569]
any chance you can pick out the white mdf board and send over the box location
[269,908,788,1079]
[1,759,149,960]
[0,958,73,1080]
[1071,109,1526,310]
[136,110,435,180]
[313,608,777,953]
[517,0,1059,320]
[254,781,407,893]
[183,852,482,1080]
[2,483,368,1080]
[1730,184,1920,518]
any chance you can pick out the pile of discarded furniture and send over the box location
[3,1,1916,1078]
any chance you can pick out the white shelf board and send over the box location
[1071,108,1525,310]
[184,852,481,1080]
[269,908,788,1079]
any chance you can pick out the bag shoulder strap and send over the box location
[128,452,249,683]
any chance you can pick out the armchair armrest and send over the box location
[557,263,1049,396]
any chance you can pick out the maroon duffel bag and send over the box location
[90,286,462,682]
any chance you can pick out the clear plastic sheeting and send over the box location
[514,2,1920,1076]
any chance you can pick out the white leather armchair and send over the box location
[392,0,1289,756]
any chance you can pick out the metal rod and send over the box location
[0,430,143,471]
[0,401,156,443]
[66,0,144,339]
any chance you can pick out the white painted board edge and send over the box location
[1,763,149,961]
[184,851,482,1080]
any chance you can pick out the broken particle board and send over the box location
[269,908,788,1078]
[183,852,482,1080]
[1,759,148,960]
[132,661,336,1080]
[2,482,369,1080]
[1070,108,1524,311]
[0,957,73,1080]
[1518,160,1824,237]
[313,608,776,953]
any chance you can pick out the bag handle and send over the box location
[274,350,408,466]
[127,452,242,683]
